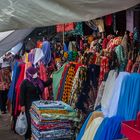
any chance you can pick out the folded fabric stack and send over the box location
[31,100,78,140]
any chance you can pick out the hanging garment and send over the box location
[105,15,113,26]
[53,63,67,100]
[15,64,25,116]
[98,56,109,86]
[41,41,51,66]
[117,73,140,120]
[69,66,87,108]
[39,64,49,100]
[28,49,35,64]
[62,64,76,103]
[94,19,105,33]
[37,40,43,48]
[8,62,21,102]
[57,64,70,100]
[115,45,127,72]
[24,62,32,79]
[125,59,133,72]
[34,48,44,65]
[81,117,103,140]
[101,70,118,117]
[87,64,100,90]
[94,81,105,110]
[108,72,130,118]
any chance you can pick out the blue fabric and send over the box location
[64,43,68,52]
[8,62,20,102]
[41,41,51,65]
[76,112,92,140]
[117,73,140,120]
[94,116,122,140]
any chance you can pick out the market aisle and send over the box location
[0,114,23,140]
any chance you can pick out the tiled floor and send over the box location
[0,114,24,140]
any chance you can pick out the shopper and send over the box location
[20,66,52,140]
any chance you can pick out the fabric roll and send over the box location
[94,81,105,110]
[85,111,103,130]
[117,73,140,120]
[101,70,117,117]
[81,117,103,140]
[108,72,129,117]
[94,116,123,140]
[76,113,92,140]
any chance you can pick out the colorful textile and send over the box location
[62,64,76,103]
[41,41,51,66]
[31,100,78,140]
[115,45,127,71]
[69,66,87,108]
[8,62,20,102]
[53,63,67,100]
[15,64,25,116]
[81,117,103,140]
[98,56,109,86]
[0,67,11,91]
[39,64,49,100]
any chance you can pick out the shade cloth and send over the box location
[0,0,139,32]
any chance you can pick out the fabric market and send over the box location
[0,1,140,140]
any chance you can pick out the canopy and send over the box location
[0,0,139,32]
[0,29,33,57]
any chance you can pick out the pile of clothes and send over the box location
[30,100,78,140]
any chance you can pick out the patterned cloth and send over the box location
[0,67,11,91]
[31,100,78,140]
[98,56,109,86]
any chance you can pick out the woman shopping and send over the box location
[20,66,52,140]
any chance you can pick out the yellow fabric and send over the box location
[24,53,29,63]
[94,19,105,32]
[86,111,103,130]
[81,117,103,140]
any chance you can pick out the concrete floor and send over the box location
[0,114,24,140]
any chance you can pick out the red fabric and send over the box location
[80,39,83,50]
[99,56,109,86]
[39,64,49,100]
[15,64,25,116]
[105,15,113,26]
[102,38,109,49]
[125,60,133,72]
[57,23,75,32]
[31,119,71,131]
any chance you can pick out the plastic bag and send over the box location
[15,112,28,136]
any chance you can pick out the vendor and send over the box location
[20,66,52,140]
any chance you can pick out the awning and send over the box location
[0,29,33,57]
[0,0,139,32]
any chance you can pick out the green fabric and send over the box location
[65,22,83,36]
[53,63,68,100]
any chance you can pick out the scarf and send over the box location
[26,66,44,92]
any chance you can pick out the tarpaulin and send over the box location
[0,0,139,32]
